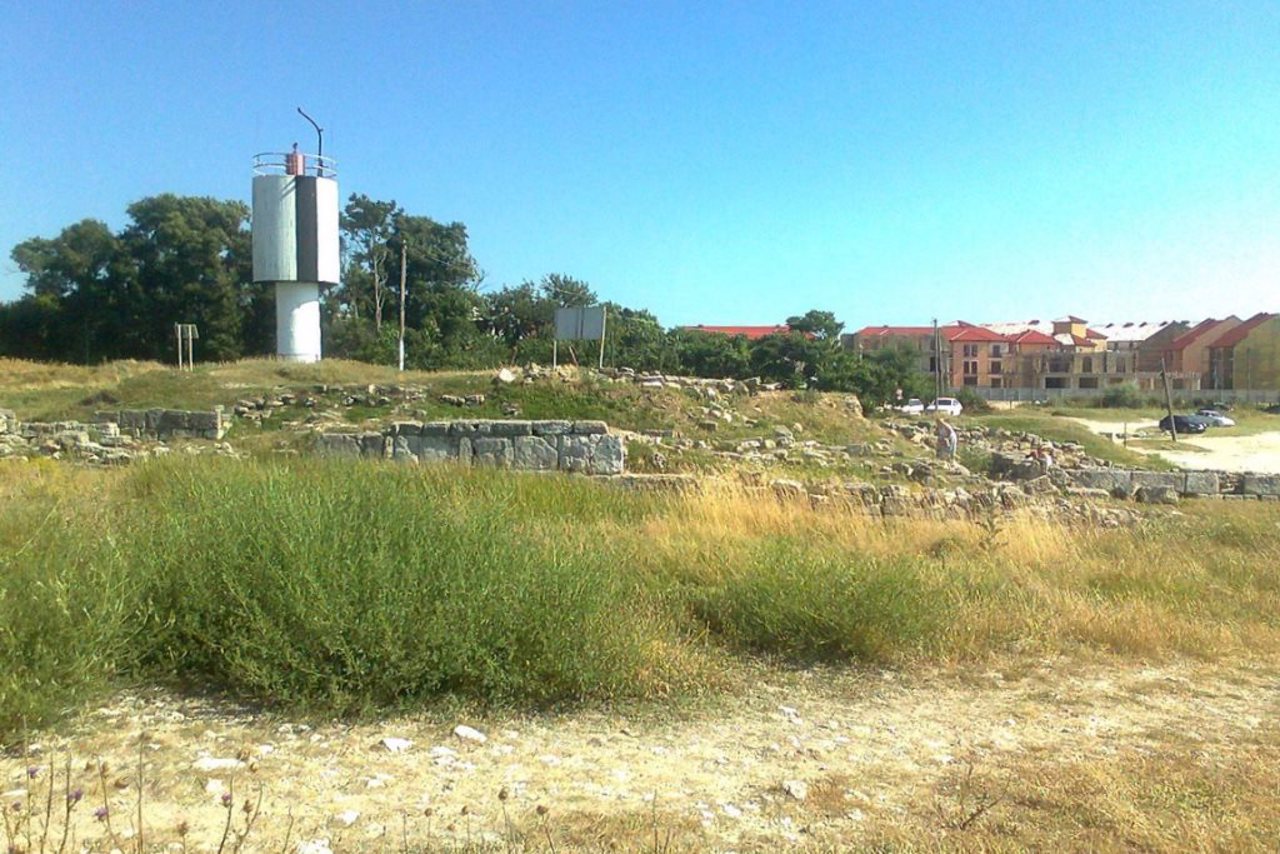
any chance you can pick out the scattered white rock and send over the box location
[453,725,487,744]
[377,737,413,753]
[332,809,360,827]
[191,757,244,774]
[721,803,743,819]
[296,838,333,854]
[783,779,808,801]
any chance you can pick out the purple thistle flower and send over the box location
[220,792,233,808]
[67,788,83,805]
[94,805,109,821]
[26,766,39,779]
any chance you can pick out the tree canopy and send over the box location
[1,193,926,403]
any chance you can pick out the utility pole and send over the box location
[1160,357,1177,443]
[932,318,941,402]
[398,241,407,372]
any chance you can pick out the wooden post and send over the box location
[175,324,183,369]
[598,306,607,370]
[1161,357,1177,442]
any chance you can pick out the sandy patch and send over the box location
[1069,418,1280,474]
[4,659,1278,851]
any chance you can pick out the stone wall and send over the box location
[315,419,626,475]
[94,408,227,440]
[1065,467,1280,499]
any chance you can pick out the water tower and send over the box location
[251,128,338,362]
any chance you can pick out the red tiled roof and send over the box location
[1169,317,1232,350]
[947,326,1008,342]
[683,324,791,340]
[1007,330,1057,346]
[1207,312,1277,349]
[854,325,936,337]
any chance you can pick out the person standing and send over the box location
[936,418,957,460]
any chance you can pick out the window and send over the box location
[990,377,1003,388]
[1078,377,1099,389]
[1045,377,1068,389]
[1048,358,1071,374]
[990,344,1003,357]
[963,360,979,376]
[963,376,978,386]
[963,344,978,357]
[1081,356,1093,374]
[990,360,1002,374]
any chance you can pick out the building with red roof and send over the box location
[1205,312,1280,389]
[680,324,792,340]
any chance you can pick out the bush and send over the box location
[1097,383,1153,408]
[954,387,991,413]
[693,542,948,663]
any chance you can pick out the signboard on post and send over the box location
[552,306,608,369]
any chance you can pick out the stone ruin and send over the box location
[315,419,626,475]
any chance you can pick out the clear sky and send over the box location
[2,1,1278,330]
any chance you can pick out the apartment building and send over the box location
[1206,312,1280,389]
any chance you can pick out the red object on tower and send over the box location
[285,146,305,176]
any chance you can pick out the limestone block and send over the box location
[558,434,593,473]
[587,434,625,475]
[1136,485,1179,504]
[421,421,451,437]
[513,435,558,470]
[1181,471,1220,495]
[392,421,423,437]
[1068,469,1131,494]
[457,437,474,465]
[1130,471,1179,491]
[316,433,361,457]
[1242,474,1280,497]
[533,421,572,436]
[472,437,513,467]
[392,435,422,462]
[418,436,457,462]
[488,420,532,437]
[359,433,386,458]
[449,421,493,437]
[572,420,608,435]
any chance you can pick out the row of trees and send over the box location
[1,193,928,403]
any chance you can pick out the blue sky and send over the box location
[2,1,1278,329]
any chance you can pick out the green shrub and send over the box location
[693,542,948,663]
[125,459,678,712]
[954,387,991,413]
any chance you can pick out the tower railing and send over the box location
[252,151,337,179]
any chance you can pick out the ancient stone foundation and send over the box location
[315,420,626,475]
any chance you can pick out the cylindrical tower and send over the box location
[251,149,338,362]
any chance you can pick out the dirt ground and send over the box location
[1070,418,1280,474]
[4,657,1278,852]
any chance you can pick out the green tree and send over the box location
[120,195,251,361]
[339,194,402,328]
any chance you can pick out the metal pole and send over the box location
[175,324,183,370]
[187,328,194,371]
[297,107,324,169]
[598,307,607,370]
[398,241,407,372]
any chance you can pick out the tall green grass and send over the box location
[2,457,1280,738]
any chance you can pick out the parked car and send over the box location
[897,398,925,415]
[1158,414,1208,435]
[925,397,964,416]
[1195,408,1236,427]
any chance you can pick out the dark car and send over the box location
[1158,414,1208,435]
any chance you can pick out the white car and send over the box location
[1196,409,1235,427]
[897,398,925,415]
[925,397,964,416]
